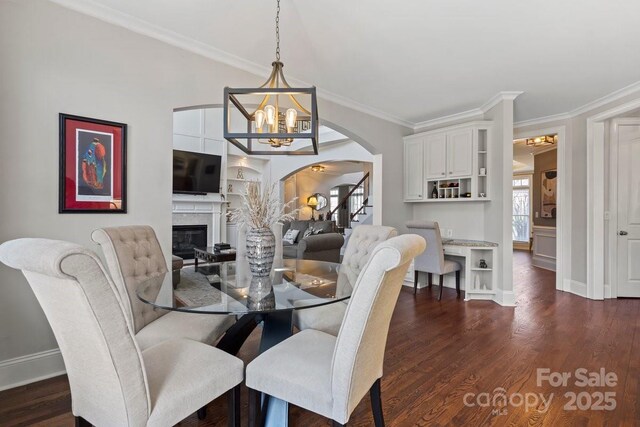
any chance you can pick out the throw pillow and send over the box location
[302,227,314,238]
[283,229,299,245]
[312,227,324,235]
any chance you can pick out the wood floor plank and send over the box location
[0,250,638,426]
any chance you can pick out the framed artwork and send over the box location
[541,169,557,219]
[59,113,127,213]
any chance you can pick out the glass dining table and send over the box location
[136,256,354,426]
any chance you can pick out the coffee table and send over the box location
[193,246,236,271]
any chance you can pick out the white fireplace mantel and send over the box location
[172,193,226,245]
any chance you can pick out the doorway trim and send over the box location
[587,98,640,299]
[513,125,569,292]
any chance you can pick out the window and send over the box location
[329,187,339,222]
[512,177,531,242]
[349,185,365,221]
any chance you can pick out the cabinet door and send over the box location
[424,133,447,179]
[404,138,424,200]
[446,128,473,178]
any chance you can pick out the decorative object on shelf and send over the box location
[464,192,472,198]
[480,167,486,175]
[431,183,438,199]
[59,113,127,213]
[228,183,233,193]
[541,169,557,219]
[526,134,557,147]
[474,274,481,289]
[227,181,298,276]
[478,259,488,269]
[236,167,244,180]
[479,192,486,198]
[223,0,318,155]
[311,165,325,172]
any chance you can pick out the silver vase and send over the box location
[246,226,276,277]
[247,276,275,311]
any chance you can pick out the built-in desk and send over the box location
[405,238,498,301]
[442,239,498,301]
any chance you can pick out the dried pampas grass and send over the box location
[228,181,299,229]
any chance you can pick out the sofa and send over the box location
[282,220,344,263]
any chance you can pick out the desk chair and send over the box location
[405,220,461,300]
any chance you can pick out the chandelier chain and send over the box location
[275,0,281,60]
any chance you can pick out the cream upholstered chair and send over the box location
[292,225,397,336]
[405,220,461,300]
[246,234,426,426]
[92,226,235,350]
[0,238,243,427]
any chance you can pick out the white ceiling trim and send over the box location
[413,91,523,131]
[48,0,414,128]
[514,80,640,128]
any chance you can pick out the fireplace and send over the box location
[172,225,207,259]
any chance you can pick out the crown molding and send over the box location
[515,81,640,128]
[413,91,523,131]
[413,108,484,131]
[48,0,413,129]
[513,112,573,129]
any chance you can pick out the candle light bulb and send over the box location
[254,109,266,132]
[285,108,298,131]
[264,105,276,126]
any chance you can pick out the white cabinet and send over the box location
[424,133,447,179]
[404,137,424,200]
[403,121,491,203]
[446,128,473,178]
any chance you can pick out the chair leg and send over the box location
[455,270,461,297]
[248,388,260,427]
[228,385,241,427]
[428,272,433,288]
[75,417,91,427]
[414,270,419,294]
[197,406,207,420]
[438,275,444,301]
[370,378,385,427]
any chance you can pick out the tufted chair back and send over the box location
[92,226,168,333]
[0,238,150,426]
[339,225,397,292]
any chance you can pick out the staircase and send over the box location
[328,172,373,233]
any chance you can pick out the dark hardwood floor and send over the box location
[1,250,639,426]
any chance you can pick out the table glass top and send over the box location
[136,258,353,315]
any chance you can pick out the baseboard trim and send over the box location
[0,348,66,392]
[568,280,587,298]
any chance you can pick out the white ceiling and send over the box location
[52,0,640,126]
[513,139,556,173]
[296,160,369,177]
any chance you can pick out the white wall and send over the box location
[0,0,411,389]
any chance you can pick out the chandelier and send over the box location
[526,134,557,147]
[223,0,319,155]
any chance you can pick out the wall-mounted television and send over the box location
[173,150,222,194]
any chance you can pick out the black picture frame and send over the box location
[59,113,127,213]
